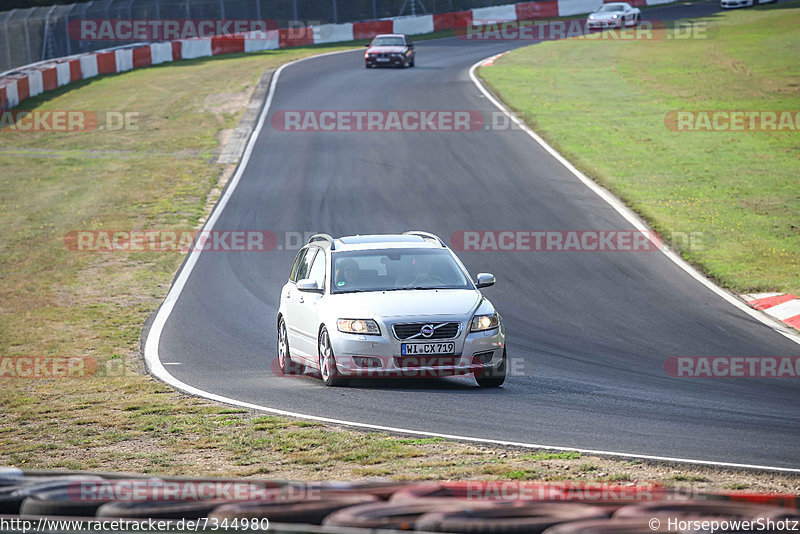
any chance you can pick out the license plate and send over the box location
[376,57,390,62]
[402,342,455,355]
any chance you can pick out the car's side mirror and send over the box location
[364,43,370,47]
[297,279,320,292]
[475,273,495,288]
[407,42,414,48]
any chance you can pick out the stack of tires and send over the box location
[1,468,798,533]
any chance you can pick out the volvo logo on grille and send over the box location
[420,324,435,338]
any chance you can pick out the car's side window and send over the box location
[289,248,308,282]
[295,247,317,282]
[308,249,326,291]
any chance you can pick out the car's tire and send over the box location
[415,502,608,534]
[475,349,507,388]
[19,487,113,516]
[96,499,228,519]
[319,327,348,387]
[613,500,787,519]
[0,476,104,514]
[410,57,415,67]
[209,493,378,524]
[278,318,304,375]
[324,499,481,529]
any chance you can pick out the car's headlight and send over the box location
[337,319,381,335]
[612,13,620,18]
[470,313,499,332]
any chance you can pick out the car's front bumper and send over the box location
[365,56,408,67]
[586,18,625,29]
[720,0,750,6]
[329,321,505,378]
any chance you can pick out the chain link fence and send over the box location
[1,0,511,73]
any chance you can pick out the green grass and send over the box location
[522,451,582,461]
[479,2,800,295]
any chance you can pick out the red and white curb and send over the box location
[743,293,800,331]
[480,51,509,67]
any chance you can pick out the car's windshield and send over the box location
[331,249,472,293]
[371,36,406,46]
[599,4,625,10]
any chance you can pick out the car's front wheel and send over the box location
[475,349,507,388]
[319,327,348,387]
[278,318,305,375]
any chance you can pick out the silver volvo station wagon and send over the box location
[276,232,506,387]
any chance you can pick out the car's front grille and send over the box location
[394,356,459,368]
[393,322,461,340]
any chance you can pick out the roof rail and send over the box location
[307,233,336,250]
[402,231,446,248]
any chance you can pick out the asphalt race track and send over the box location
[146,1,800,470]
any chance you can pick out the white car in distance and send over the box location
[586,2,641,29]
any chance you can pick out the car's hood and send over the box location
[589,11,624,19]
[328,289,482,319]
[367,45,407,54]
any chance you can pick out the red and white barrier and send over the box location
[79,55,98,79]
[0,0,680,111]
[2,80,19,108]
[354,20,394,40]
[473,4,519,20]
[516,2,560,19]
[56,62,72,86]
[179,38,213,59]
[312,23,355,45]
[26,70,44,98]
[115,49,134,72]
[392,15,434,36]
[150,42,173,64]
[243,30,280,52]
[558,0,603,17]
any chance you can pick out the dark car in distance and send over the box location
[365,34,415,68]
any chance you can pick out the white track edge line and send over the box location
[143,49,800,475]
[469,54,800,348]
